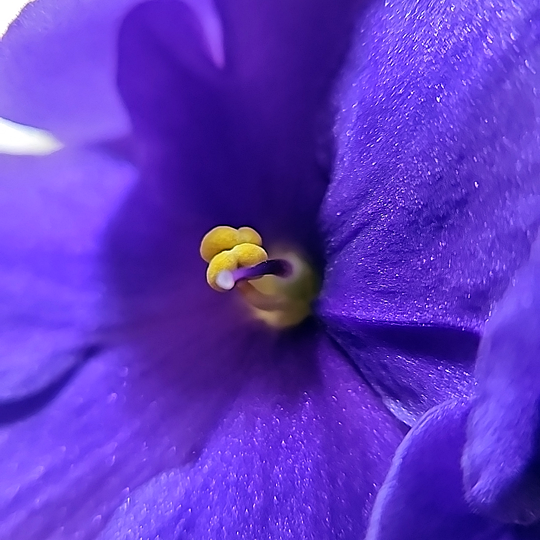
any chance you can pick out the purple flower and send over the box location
[365,238,540,539]
[0,1,538,540]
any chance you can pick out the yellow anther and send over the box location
[231,243,267,267]
[237,227,262,246]
[205,243,267,292]
[200,226,263,263]
[200,225,319,328]
[200,226,239,262]
[206,250,238,291]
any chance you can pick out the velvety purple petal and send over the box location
[99,335,405,540]
[0,351,205,540]
[325,321,478,424]
[117,0,363,260]
[0,149,134,406]
[0,0,148,143]
[319,0,540,421]
[0,296,286,539]
[463,236,540,525]
[0,298,273,539]
[365,400,540,540]
[98,468,192,539]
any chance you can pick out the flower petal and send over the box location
[0,294,280,539]
[0,0,151,143]
[0,149,134,408]
[324,320,477,424]
[463,236,540,525]
[365,400,540,540]
[0,352,204,540]
[117,0,362,259]
[319,0,540,420]
[213,0,362,134]
[99,335,405,540]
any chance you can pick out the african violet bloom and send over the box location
[0,0,539,539]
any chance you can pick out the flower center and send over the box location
[200,226,319,328]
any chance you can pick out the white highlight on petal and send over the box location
[0,0,35,38]
[0,117,62,155]
[0,2,58,156]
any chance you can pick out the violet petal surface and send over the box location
[0,149,134,406]
[98,335,404,540]
[0,327,403,539]
[320,0,540,423]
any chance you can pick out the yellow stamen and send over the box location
[200,226,319,328]
[200,225,262,262]
[206,244,268,291]
[237,227,263,247]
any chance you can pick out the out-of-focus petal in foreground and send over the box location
[0,318,403,540]
[365,400,540,540]
[464,236,540,525]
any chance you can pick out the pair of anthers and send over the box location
[200,226,319,328]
